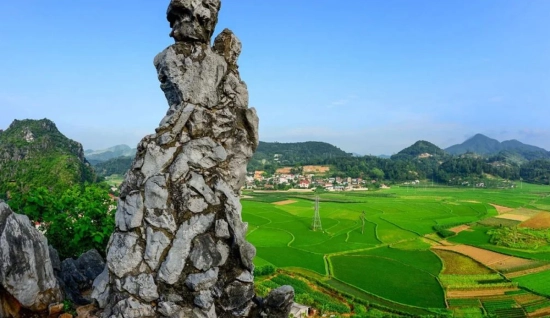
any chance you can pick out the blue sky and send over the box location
[1,1,549,155]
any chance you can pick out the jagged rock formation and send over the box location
[92,0,293,317]
[0,201,63,317]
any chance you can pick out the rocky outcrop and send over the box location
[0,201,63,316]
[92,0,293,317]
[56,249,106,305]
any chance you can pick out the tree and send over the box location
[9,184,115,259]
[370,168,384,180]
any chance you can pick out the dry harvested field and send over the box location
[514,293,546,305]
[505,264,550,279]
[433,244,539,271]
[275,167,292,174]
[272,200,297,206]
[449,224,471,234]
[529,307,550,317]
[433,249,492,275]
[447,288,519,298]
[302,165,330,173]
[520,212,550,229]
[516,208,543,217]
[496,213,532,221]
[491,204,515,214]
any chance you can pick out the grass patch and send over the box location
[513,270,550,297]
[256,247,326,275]
[440,274,515,289]
[331,254,445,308]
[433,250,493,275]
[448,225,492,245]
[478,217,521,227]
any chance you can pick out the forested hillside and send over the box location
[247,141,352,171]
[92,156,133,177]
[0,119,97,199]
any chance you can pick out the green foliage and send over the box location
[92,156,133,177]
[62,299,76,315]
[247,141,351,172]
[255,264,276,276]
[520,159,550,185]
[295,293,314,306]
[488,227,550,250]
[433,225,457,238]
[391,140,447,160]
[0,119,97,197]
[9,184,115,259]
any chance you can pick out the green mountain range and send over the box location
[0,119,96,198]
[85,144,136,164]
[4,117,549,192]
[445,134,550,163]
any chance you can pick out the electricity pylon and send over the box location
[312,195,322,231]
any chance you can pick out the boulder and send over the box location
[0,201,63,315]
[58,249,105,305]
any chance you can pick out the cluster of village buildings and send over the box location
[245,166,381,191]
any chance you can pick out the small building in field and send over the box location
[290,303,310,317]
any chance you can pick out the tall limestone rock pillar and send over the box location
[92,0,294,317]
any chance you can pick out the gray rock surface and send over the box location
[92,0,294,317]
[0,201,63,314]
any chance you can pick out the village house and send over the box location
[299,179,311,188]
[254,170,265,181]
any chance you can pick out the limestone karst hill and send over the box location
[0,118,96,198]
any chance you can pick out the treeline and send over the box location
[314,155,521,183]
[520,159,550,185]
[253,154,550,185]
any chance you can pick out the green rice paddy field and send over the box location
[242,184,550,316]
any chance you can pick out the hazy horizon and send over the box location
[1,1,549,155]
